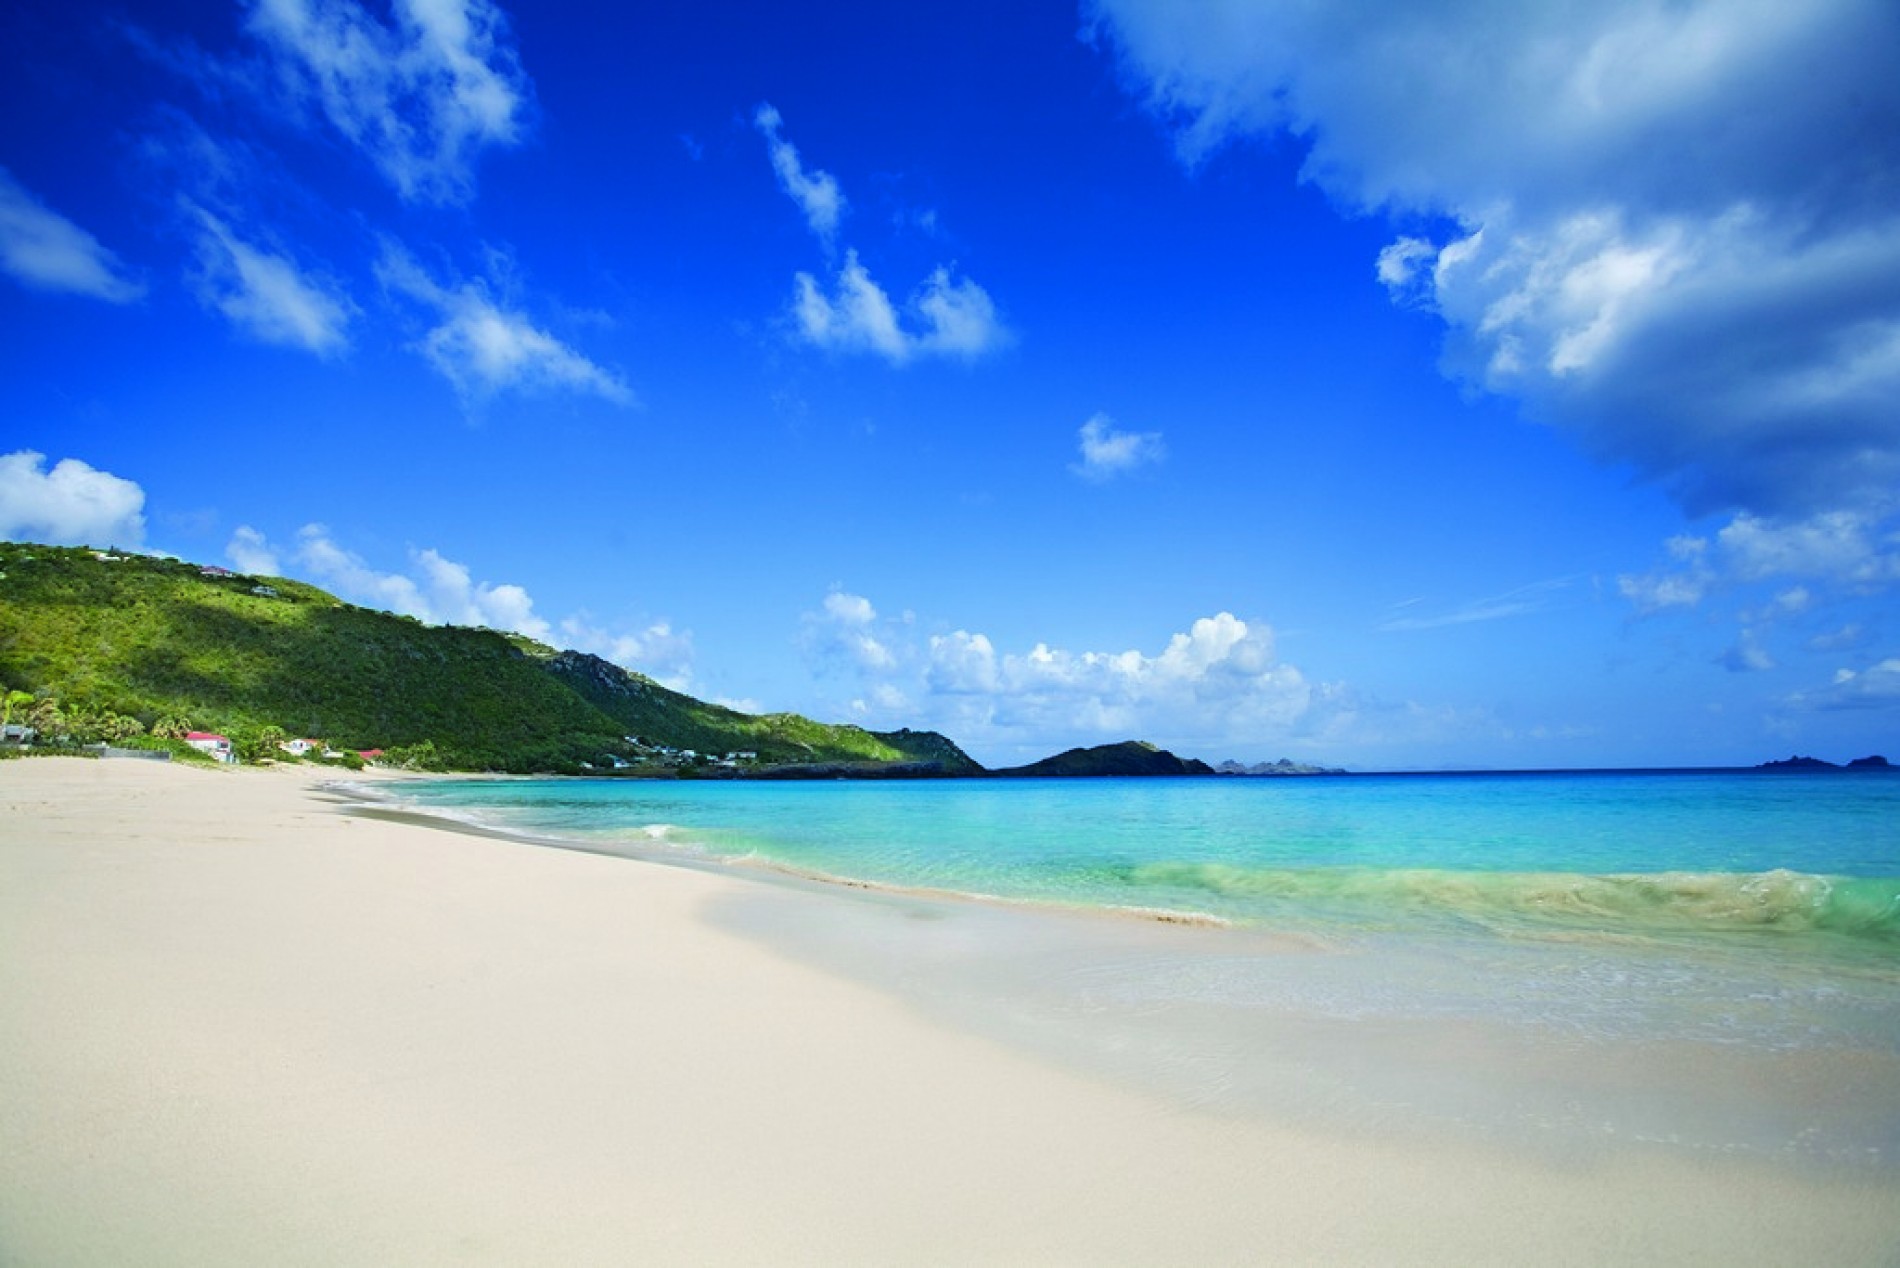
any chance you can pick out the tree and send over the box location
[231,724,288,764]
[2,688,32,728]
[26,696,64,738]
[152,716,193,740]
[102,714,146,742]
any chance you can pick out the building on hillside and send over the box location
[278,738,320,757]
[358,749,386,763]
[184,731,235,763]
[200,566,234,579]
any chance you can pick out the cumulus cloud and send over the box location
[245,0,530,204]
[288,524,553,640]
[0,168,144,302]
[227,523,692,683]
[1073,412,1164,481]
[802,592,1323,752]
[187,205,353,355]
[226,524,282,574]
[1619,510,1900,613]
[792,251,1008,365]
[759,107,1009,365]
[755,103,845,242]
[377,244,633,404]
[557,616,695,691]
[803,589,898,672]
[0,451,147,548]
[1090,0,1900,517]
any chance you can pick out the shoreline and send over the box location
[231,772,1900,1166]
[5,757,1899,1264]
[350,773,1900,958]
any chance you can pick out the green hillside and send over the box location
[0,541,976,775]
[994,740,1214,777]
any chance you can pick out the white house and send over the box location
[184,731,235,763]
[278,738,320,757]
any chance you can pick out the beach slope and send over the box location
[3,759,1895,1265]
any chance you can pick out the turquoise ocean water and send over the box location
[387,771,1900,955]
[377,770,1900,1159]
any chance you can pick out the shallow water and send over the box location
[390,772,1900,946]
[374,771,1900,1165]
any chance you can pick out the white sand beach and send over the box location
[3,757,1897,1265]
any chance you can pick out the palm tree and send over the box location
[2,688,33,730]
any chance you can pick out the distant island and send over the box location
[1214,758,1347,776]
[1755,754,1893,772]
[992,740,1214,778]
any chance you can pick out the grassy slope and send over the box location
[0,543,977,774]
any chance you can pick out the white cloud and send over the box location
[1717,629,1775,673]
[377,245,633,403]
[803,592,1323,752]
[757,107,1009,365]
[793,252,906,361]
[1619,509,1900,613]
[804,589,898,673]
[1807,623,1864,653]
[1787,658,1900,711]
[754,103,845,241]
[226,524,282,574]
[0,168,144,302]
[292,525,552,639]
[1379,579,1572,631]
[0,451,147,548]
[1073,412,1164,481]
[1716,511,1900,587]
[229,524,693,685]
[558,616,695,691]
[913,265,1006,357]
[245,0,530,204]
[187,205,353,355]
[1090,0,1900,517]
[792,251,1009,365]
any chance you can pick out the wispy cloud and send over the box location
[186,204,354,355]
[754,102,845,242]
[243,0,531,204]
[1092,0,1900,519]
[792,251,1008,365]
[1379,579,1572,632]
[1787,659,1900,712]
[377,244,633,404]
[1717,629,1775,674]
[0,169,144,303]
[1073,413,1164,482]
[759,106,1010,365]
[225,524,281,574]
[0,451,147,548]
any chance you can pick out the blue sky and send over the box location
[3,0,1897,769]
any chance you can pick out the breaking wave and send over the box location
[1114,862,1900,942]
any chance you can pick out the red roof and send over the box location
[185,731,229,742]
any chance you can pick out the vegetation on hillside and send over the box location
[0,542,976,775]
[994,740,1214,777]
